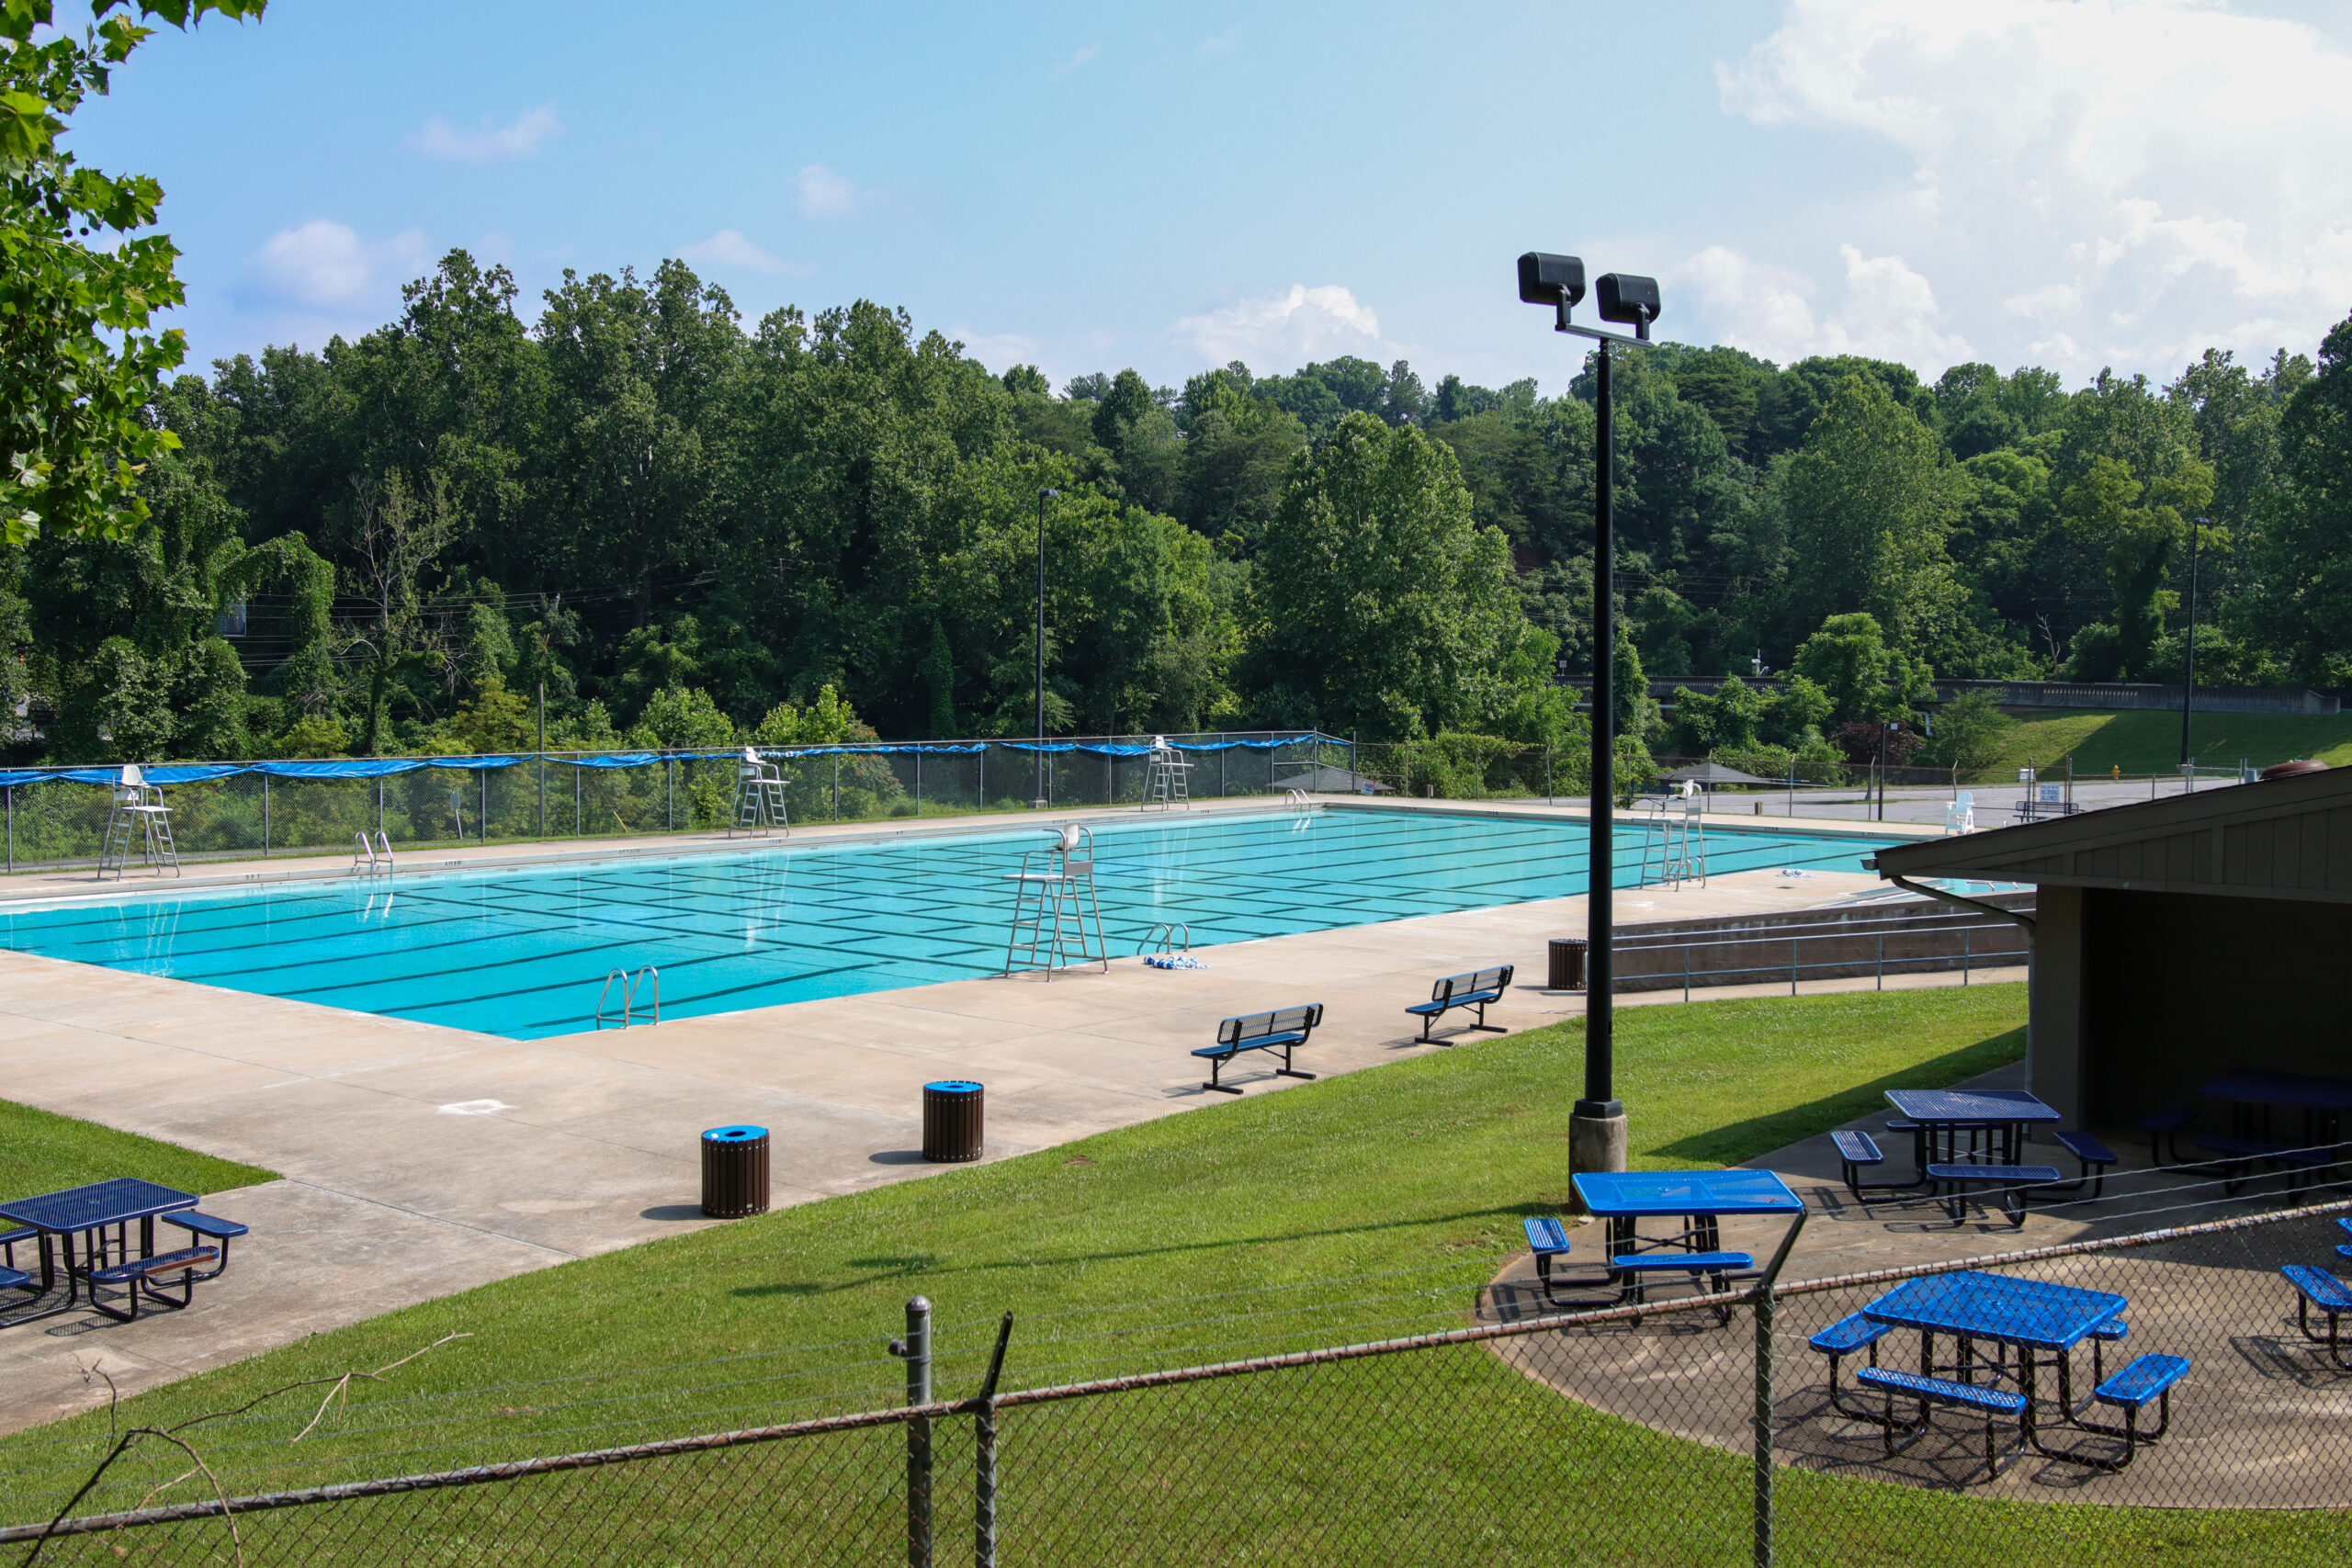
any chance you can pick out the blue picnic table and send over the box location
[1861,1269,2126,1463]
[0,1178,198,1327]
[1556,1169,1804,1309]
[1884,1088,2062,1171]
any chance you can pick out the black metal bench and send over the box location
[1194,1005,1323,1094]
[2066,1353,2188,1471]
[1927,1162,2062,1227]
[2046,1129,2119,1200]
[1404,964,1512,1043]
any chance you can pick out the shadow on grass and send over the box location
[729,1206,1547,1299]
[1648,1027,2027,1168]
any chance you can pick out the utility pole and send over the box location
[2179,517,2202,770]
[1035,488,1058,808]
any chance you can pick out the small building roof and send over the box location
[1874,766,2352,905]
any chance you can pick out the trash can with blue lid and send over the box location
[922,1081,985,1163]
[701,1125,770,1217]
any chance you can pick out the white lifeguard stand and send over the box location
[1140,735,1192,811]
[1635,783,1707,890]
[1002,823,1108,978]
[98,763,180,880]
[1943,792,1976,836]
[729,748,790,838]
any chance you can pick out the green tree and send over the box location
[1917,690,2012,772]
[1791,613,1932,725]
[1241,412,1536,739]
[2243,312,2352,682]
[2,0,266,546]
[1776,378,1964,656]
[630,683,735,749]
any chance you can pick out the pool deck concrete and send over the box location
[0,798,1950,1434]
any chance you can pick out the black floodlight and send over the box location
[1596,273,1661,339]
[1518,252,1587,330]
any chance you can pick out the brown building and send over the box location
[1871,768,2352,1133]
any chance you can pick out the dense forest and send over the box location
[5,248,2350,776]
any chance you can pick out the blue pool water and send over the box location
[0,810,1908,1040]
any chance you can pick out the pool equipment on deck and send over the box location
[1002,825,1109,978]
[1140,736,1192,811]
[98,764,179,880]
[1635,786,1707,891]
[729,748,791,838]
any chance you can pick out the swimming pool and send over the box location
[0,809,1908,1040]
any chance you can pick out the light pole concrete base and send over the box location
[1566,1109,1629,1215]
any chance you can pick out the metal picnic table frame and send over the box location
[1881,1088,2064,1182]
[0,1178,199,1328]
[1552,1169,1806,1305]
[1857,1269,2131,1467]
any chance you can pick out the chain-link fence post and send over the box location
[1753,1213,1805,1568]
[888,1296,933,1568]
[974,1313,1014,1568]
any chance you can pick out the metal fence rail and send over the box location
[1612,907,2034,998]
[0,731,1346,874]
[12,1194,2352,1565]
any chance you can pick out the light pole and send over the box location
[1519,253,1659,1190]
[1034,488,1058,808]
[2179,516,2202,771]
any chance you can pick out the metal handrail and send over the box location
[596,964,662,1030]
[1137,922,1191,957]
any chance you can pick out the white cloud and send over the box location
[1672,243,1970,369]
[679,229,788,275]
[1170,284,1387,369]
[1054,41,1102,74]
[242,220,430,310]
[412,105,561,163]
[1715,0,2352,378]
[790,164,862,220]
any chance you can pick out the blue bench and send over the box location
[1927,1163,2063,1228]
[0,1225,33,1272]
[1853,1366,2027,1478]
[2067,1352,2188,1469]
[2338,1216,2352,1263]
[2049,1129,2119,1200]
[2283,1264,2352,1369]
[85,1247,219,1322]
[2140,1108,2195,1166]
[1195,1005,1322,1094]
[1833,1130,1885,1201]
[1811,1312,1892,1419]
[1523,1215,1573,1300]
[1405,964,1512,1043]
[0,1266,28,1294]
[1611,1249,1753,1306]
[163,1212,247,1280]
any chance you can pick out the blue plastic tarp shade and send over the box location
[558,752,665,770]
[1075,744,1151,757]
[424,755,526,772]
[1000,742,1079,753]
[251,759,430,780]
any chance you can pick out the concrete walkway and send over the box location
[0,795,1934,1433]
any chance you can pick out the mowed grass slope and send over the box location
[1989,707,2352,777]
[0,1099,277,1206]
[4,983,2337,1562]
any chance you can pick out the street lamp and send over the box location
[1519,251,1660,1188]
[1034,488,1059,809]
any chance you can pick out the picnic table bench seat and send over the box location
[1926,1163,2064,1227]
[0,1225,32,1270]
[1404,964,1512,1043]
[162,1212,245,1280]
[1833,1129,1920,1201]
[1194,1005,1322,1094]
[2195,1136,2337,1196]
[0,1267,29,1293]
[2049,1129,2119,1198]
[85,1246,219,1321]
[1853,1366,2027,1478]
[1523,1215,1574,1298]
[1811,1312,1893,1417]
[2283,1264,2352,1368]
[2140,1108,2195,1165]
[1611,1249,1753,1306]
[2061,1352,2190,1469]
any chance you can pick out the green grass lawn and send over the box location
[1986,707,2352,778]
[2,983,2337,1563]
[0,1099,277,1207]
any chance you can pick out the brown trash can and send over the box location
[700,1125,770,1218]
[1548,938,1589,992]
[923,1080,985,1163]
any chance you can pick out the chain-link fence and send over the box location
[0,733,1342,874]
[11,1196,2351,1565]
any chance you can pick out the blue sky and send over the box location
[67,0,2352,397]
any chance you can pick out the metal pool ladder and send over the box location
[352,831,395,875]
[597,964,661,1029]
